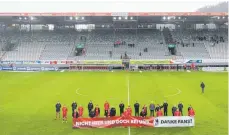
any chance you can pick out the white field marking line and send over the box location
[164,89,182,98]
[126,76,130,135]
[75,88,89,96]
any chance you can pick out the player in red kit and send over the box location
[156,109,163,117]
[104,101,110,117]
[188,107,195,117]
[174,109,181,116]
[94,105,100,117]
[127,106,132,116]
[62,105,68,123]
[78,105,84,117]
[191,63,195,70]
[122,108,129,117]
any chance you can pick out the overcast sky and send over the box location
[0,0,226,12]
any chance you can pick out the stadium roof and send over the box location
[0,12,227,16]
[0,0,227,13]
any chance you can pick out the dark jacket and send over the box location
[119,103,124,111]
[134,103,140,111]
[72,103,77,110]
[178,103,183,110]
[163,103,168,110]
[89,111,95,118]
[200,83,205,88]
[88,103,94,110]
[155,106,160,112]
[140,111,146,117]
[110,107,116,117]
[172,107,177,113]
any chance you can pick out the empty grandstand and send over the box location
[0,14,227,62]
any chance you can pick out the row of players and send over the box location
[56,101,195,122]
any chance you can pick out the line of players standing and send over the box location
[55,100,195,122]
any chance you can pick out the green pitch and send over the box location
[0,71,227,135]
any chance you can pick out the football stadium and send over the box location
[0,1,228,135]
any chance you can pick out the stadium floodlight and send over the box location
[125,17,128,20]
[130,17,133,20]
[113,17,116,20]
[81,17,85,20]
[69,17,73,20]
[118,17,122,20]
[75,17,78,20]
[163,16,166,20]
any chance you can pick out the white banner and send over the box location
[202,67,225,72]
[154,116,195,127]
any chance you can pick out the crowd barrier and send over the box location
[72,116,195,129]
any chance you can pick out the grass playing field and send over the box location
[0,71,228,135]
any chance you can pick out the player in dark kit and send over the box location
[71,101,77,113]
[155,104,160,112]
[188,105,192,111]
[172,105,177,116]
[163,101,168,116]
[140,109,146,117]
[200,82,205,93]
[55,101,61,120]
[88,100,94,114]
[110,107,116,117]
[119,101,125,116]
[178,102,183,116]
[134,101,140,116]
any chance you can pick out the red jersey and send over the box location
[191,63,195,69]
[62,107,68,116]
[122,110,129,117]
[156,110,163,117]
[78,107,83,112]
[104,103,110,110]
[174,111,181,116]
[95,107,100,116]
[127,107,132,116]
[62,107,68,113]
[188,109,195,116]
[78,107,83,116]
